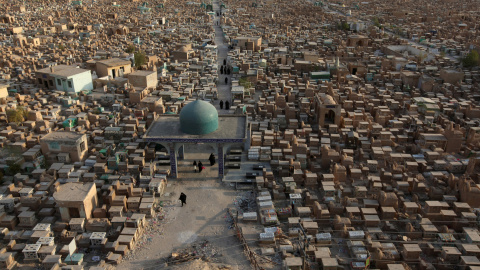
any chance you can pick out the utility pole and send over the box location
[298,223,309,270]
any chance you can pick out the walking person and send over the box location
[179,192,187,207]
[220,67,223,75]
[193,160,197,172]
[223,59,226,65]
[220,100,224,109]
[198,161,203,173]
[225,100,230,110]
[209,153,216,166]
[225,77,228,84]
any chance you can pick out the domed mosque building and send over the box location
[144,100,248,179]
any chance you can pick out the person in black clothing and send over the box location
[225,100,230,110]
[209,153,216,166]
[198,161,203,173]
[179,192,187,207]
[225,77,228,84]
[220,68,223,74]
[223,59,226,65]
[219,100,224,109]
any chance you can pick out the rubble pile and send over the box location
[164,240,221,266]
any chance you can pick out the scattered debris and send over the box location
[164,240,222,266]
[233,191,257,213]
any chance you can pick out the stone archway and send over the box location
[174,143,219,179]
[147,143,171,174]
[154,143,169,154]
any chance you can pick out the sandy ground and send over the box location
[117,144,253,270]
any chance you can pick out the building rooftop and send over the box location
[129,70,156,76]
[41,131,84,142]
[145,114,247,141]
[37,65,89,77]
[96,58,131,67]
[53,183,95,202]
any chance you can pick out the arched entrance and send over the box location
[147,143,171,173]
[143,105,249,180]
[174,143,219,179]
[325,109,336,125]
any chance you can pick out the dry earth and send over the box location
[117,145,253,270]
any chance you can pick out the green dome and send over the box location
[180,100,218,135]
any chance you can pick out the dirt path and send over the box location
[117,145,252,270]
[213,0,232,111]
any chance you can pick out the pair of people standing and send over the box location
[192,154,216,173]
[219,100,230,110]
[219,65,231,75]
[193,160,204,173]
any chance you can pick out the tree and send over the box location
[462,50,479,68]
[6,106,27,124]
[417,52,427,63]
[39,156,50,170]
[8,163,21,175]
[239,77,252,89]
[338,22,350,31]
[134,51,147,69]
[126,44,135,54]
[372,17,381,28]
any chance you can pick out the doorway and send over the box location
[69,207,80,218]
[176,143,218,179]
[324,110,336,126]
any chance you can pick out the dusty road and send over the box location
[117,145,252,270]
